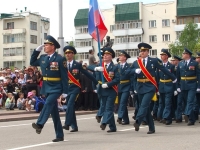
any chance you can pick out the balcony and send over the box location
[75,33,91,40]
[3,42,26,48]
[174,23,200,31]
[112,28,143,36]
[76,46,92,53]
[112,42,139,50]
[2,28,26,35]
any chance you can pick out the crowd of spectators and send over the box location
[0,65,100,112]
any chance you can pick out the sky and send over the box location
[0,0,173,41]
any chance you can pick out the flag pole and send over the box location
[96,27,104,83]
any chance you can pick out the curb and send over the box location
[0,110,98,122]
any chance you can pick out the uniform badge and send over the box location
[189,66,195,70]
[109,71,114,79]
[198,64,200,69]
[50,62,59,71]
[63,61,67,68]
[158,61,162,65]
[72,69,79,75]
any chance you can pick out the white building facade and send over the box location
[74,0,200,64]
[0,11,50,69]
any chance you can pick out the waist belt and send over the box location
[160,79,172,83]
[69,79,79,84]
[43,77,61,81]
[98,81,108,84]
[181,77,197,80]
[120,80,130,84]
[137,77,155,83]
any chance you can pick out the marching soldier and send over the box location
[128,43,176,134]
[170,55,182,123]
[88,47,120,132]
[157,49,177,125]
[30,35,68,142]
[117,50,131,125]
[62,46,98,132]
[195,53,200,122]
[176,48,200,126]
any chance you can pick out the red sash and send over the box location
[137,59,158,92]
[68,70,81,88]
[102,62,118,93]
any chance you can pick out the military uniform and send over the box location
[89,48,120,132]
[157,49,176,125]
[129,43,176,134]
[30,35,68,142]
[117,50,131,125]
[176,49,200,125]
[62,46,98,132]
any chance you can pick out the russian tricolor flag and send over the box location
[88,0,108,42]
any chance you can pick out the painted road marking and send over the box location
[7,140,68,150]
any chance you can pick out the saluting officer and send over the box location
[128,43,176,134]
[117,50,131,125]
[30,35,68,142]
[62,46,98,132]
[157,49,177,125]
[176,48,200,126]
[88,48,120,132]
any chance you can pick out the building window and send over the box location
[30,35,37,44]
[149,35,157,42]
[30,21,37,30]
[76,52,89,60]
[116,49,139,57]
[149,20,156,28]
[162,34,170,42]
[44,33,47,39]
[3,61,25,69]
[75,26,88,34]
[7,22,14,29]
[3,47,25,56]
[115,35,142,44]
[3,34,25,43]
[162,19,170,27]
[110,21,142,31]
[75,39,92,47]
[149,49,157,57]
[176,31,182,40]
[194,17,200,23]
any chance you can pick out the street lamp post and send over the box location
[58,0,64,55]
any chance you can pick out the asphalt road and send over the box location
[1,111,200,150]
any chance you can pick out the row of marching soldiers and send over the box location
[86,42,200,134]
[31,35,200,142]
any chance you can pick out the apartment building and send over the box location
[0,10,50,69]
[74,0,200,64]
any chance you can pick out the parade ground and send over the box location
[0,110,200,150]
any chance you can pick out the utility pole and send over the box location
[57,0,64,55]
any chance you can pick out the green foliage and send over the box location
[168,22,200,56]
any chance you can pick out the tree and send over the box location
[168,22,200,56]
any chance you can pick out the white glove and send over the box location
[93,90,97,93]
[102,84,108,88]
[177,88,181,92]
[36,44,44,51]
[135,68,141,74]
[172,79,177,83]
[130,91,133,95]
[134,90,137,94]
[174,91,178,96]
[13,92,17,94]
[157,92,160,95]
[197,88,200,92]
[131,95,134,98]
[62,93,68,98]
[94,67,104,72]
